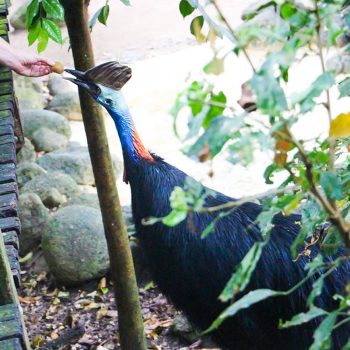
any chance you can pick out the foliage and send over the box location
[171,0,350,346]
[25,0,130,52]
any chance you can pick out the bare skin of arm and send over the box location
[0,38,54,77]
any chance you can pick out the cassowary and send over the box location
[66,62,350,350]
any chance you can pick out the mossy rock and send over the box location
[42,205,110,286]
[22,109,71,140]
[17,161,47,188]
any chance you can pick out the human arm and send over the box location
[0,38,54,77]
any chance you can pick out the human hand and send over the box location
[9,53,54,77]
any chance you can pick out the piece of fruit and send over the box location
[52,61,64,74]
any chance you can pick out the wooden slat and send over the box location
[0,183,17,197]
[3,231,18,250]
[0,163,16,184]
[0,305,23,341]
[0,217,20,235]
[0,338,22,350]
[0,193,17,218]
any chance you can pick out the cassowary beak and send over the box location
[64,69,101,99]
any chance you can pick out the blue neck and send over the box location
[106,91,144,164]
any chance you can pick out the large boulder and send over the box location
[22,110,71,140]
[46,92,82,121]
[21,172,80,208]
[61,193,133,225]
[14,75,45,110]
[47,76,76,96]
[37,146,123,185]
[9,3,27,30]
[17,162,47,188]
[18,193,50,256]
[32,127,69,152]
[42,205,110,286]
[16,138,36,164]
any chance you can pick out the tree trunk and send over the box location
[59,2,146,349]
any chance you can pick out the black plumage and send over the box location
[66,62,350,350]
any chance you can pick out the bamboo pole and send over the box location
[59,1,146,349]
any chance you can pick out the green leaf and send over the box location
[98,5,110,26]
[263,164,278,185]
[188,116,244,158]
[320,171,342,200]
[190,16,204,40]
[28,19,41,46]
[203,57,224,75]
[220,242,266,302]
[42,18,63,44]
[280,307,327,329]
[339,77,350,98]
[256,207,280,238]
[120,0,131,5]
[295,72,335,113]
[202,91,227,128]
[37,28,49,53]
[280,3,297,19]
[206,289,281,333]
[179,0,195,18]
[170,187,188,211]
[307,277,324,306]
[201,221,215,238]
[309,312,337,350]
[26,0,39,29]
[42,0,64,20]
[162,210,187,227]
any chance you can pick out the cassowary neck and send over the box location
[106,91,153,182]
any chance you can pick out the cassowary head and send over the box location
[65,61,132,111]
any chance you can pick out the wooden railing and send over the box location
[0,0,31,348]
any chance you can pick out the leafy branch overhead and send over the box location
[168,0,350,343]
[25,0,131,52]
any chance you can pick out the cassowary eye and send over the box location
[105,98,113,105]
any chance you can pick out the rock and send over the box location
[46,92,82,121]
[22,172,80,208]
[37,146,123,185]
[47,76,76,96]
[171,314,201,345]
[16,138,36,164]
[14,74,43,93]
[17,162,47,188]
[61,193,133,225]
[32,127,69,152]
[18,193,49,256]
[9,3,27,30]
[22,109,71,140]
[16,88,46,110]
[42,205,109,286]
[62,192,100,210]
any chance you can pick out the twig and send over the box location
[313,0,336,175]
[210,0,256,73]
[199,185,299,213]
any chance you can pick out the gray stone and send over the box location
[61,193,133,225]
[47,76,76,96]
[18,193,50,256]
[46,92,82,121]
[22,109,71,140]
[9,3,27,30]
[17,162,47,188]
[171,314,201,345]
[61,192,100,210]
[14,74,43,93]
[16,137,36,164]
[32,127,69,152]
[42,205,110,286]
[16,88,46,110]
[37,146,123,185]
[22,172,80,208]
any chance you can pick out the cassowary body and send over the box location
[66,62,350,350]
